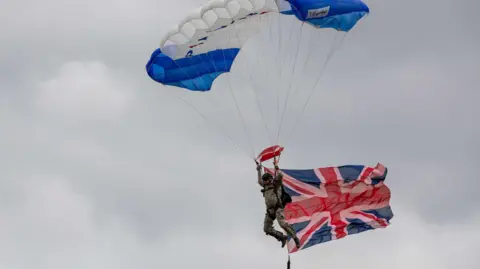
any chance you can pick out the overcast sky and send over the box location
[1,0,479,268]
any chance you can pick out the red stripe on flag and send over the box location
[294,216,329,253]
[351,210,388,227]
[318,167,338,184]
[283,178,316,196]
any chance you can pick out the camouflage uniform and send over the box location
[258,168,298,246]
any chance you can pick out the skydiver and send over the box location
[257,160,301,249]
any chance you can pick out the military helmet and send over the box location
[262,173,273,181]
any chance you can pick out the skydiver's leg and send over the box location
[264,209,287,247]
[276,208,301,249]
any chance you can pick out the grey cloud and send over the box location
[1,0,479,268]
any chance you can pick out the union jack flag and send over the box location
[264,163,393,253]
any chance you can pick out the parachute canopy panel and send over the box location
[283,0,370,31]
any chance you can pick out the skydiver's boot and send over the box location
[293,236,301,249]
[280,235,287,248]
[267,231,288,248]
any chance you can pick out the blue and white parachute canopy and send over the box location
[146,0,369,91]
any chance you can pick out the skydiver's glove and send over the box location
[256,161,262,171]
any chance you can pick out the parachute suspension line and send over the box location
[273,16,292,135]
[182,26,257,160]
[274,14,284,143]
[274,20,306,143]
[265,13,294,144]
[284,32,348,145]
[166,39,253,160]
[253,14,271,81]
[277,23,320,144]
[219,48,256,158]
[247,15,276,146]
[169,57,248,158]
[226,75,256,158]
[261,13,280,139]
[230,22,275,147]
[168,58,219,113]
[275,12,284,75]
[164,86,252,159]
[206,34,256,159]
[276,24,320,144]
[167,48,219,112]
[273,13,293,136]
[278,15,297,76]
[275,22,306,144]
[298,24,317,75]
[262,13,281,125]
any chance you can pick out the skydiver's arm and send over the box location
[257,162,264,187]
[275,172,283,186]
[274,162,283,186]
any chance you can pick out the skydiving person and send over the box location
[257,160,301,248]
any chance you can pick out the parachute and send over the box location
[145,0,371,161]
[256,145,284,162]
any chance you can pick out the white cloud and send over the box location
[35,61,132,122]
